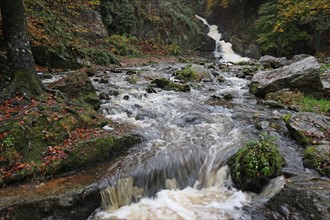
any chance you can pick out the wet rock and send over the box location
[108,90,119,96]
[152,78,170,89]
[250,56,323,98]
[291,54,312,63]
[99,78,109,84]
[48,70,100,110]
[146,86,157,93]
[0,183,100,220]
[260,100,286,109]
[227,133,286,193]
[152,78,190,92]
[256,121,270,130]
[126,70,137,75]
[217,75,226,83]
[265,176,330,220]
[304,145,330,177]
[259,55,291,69]
[99,92,110,100]
[173,65,208,82]
[284,112,330,147]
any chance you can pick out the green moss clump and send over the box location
[228,133,286,193]
[152,78,190,92]
[174,66,201,82]
[249,82,260,95]
[304,146,330,177]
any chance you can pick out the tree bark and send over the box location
[0,0,44,100]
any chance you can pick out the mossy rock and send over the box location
[61,135,142,171]
[152,78,190,92]
[284,112,330,147]
[0,94,111,184]
[303,145,330,177]
[174,65,202,82]
[227,133,286,193]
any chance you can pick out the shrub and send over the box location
[83,46,119,66]
[228,133,286,193]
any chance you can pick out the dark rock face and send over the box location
[32,46,84,70]
[284,112,330,147]
[259,55,291,69]
[250,56,323,98]
[48,70,100,110]
[0,184,100,220]
[265,177,330,220]
[72,9,108,40]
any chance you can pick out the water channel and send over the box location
[85,17,310,220]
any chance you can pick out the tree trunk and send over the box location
[0,0,44,100]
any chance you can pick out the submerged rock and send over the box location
[250,56,323,98]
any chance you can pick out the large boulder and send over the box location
[48,70,100,110]
[250,56,323,98]
[264,176,330,220]
[284,112,330,147]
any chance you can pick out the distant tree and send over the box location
[255,1,311,55]
[277,0,330,53]
[0,0,44,100]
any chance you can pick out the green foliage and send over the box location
[299,96,330,114]
[228,132,285,192]
[99,0,202,52]
[255,1,311,55]
[304,146,330,177]
[166,43,183,55]
[174,66,202,82]
[107,35,142,56]
[0,135,20,166]
[83,46,119,65]
[320,63,330,73]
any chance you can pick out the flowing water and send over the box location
[85,16,308,220]
[86,59,306,219]
[195,15,250,63]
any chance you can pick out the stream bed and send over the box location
[87,61,310,219]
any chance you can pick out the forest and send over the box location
[0,0,329,219]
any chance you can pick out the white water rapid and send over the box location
[195,15,250,63]
[86,62,304,220]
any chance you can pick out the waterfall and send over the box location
[196,15,250,63]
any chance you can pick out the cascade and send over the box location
[196,15,250,63]
[86,62,303,220]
